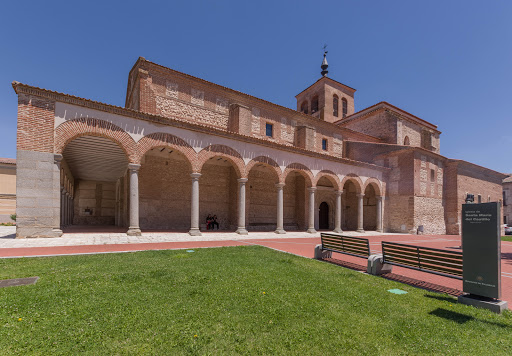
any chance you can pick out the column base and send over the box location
[376,229,383,233]
[51,229,63,237]
[127,227,142,236]
[307,228,317,234]
[333,228,343,233]
[356,229,365,233]
[236,228,249,235]
[275,229,286,234]
[189,228,202,236]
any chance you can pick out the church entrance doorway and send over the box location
[319,202,329,230]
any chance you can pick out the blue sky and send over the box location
[1,1,511,173]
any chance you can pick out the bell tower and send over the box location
[295,51,356,123]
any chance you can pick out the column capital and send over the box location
[377,195,384,201]
[128,163,141,171]
[190,172,202,179]
[54,154,63,163]
[357,193,365,198]
[237,178,248,184]
[275,182,285,189]
[335,190,343,196]
[308,186,317,192]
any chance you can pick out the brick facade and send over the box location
[11,57,506,238]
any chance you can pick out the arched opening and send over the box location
[247,163,279,231]
[342,98,348,118]
[138,146,192,231]
[311,96,319,114]
[61,135,129,232]
[319,202,329,230]
[333,95,339,117]
[363,184,377,231]
[300,101,309,114]
[284,171,308,230]
[404,136,410,146]
[199,156,240,232]
[342,180,359,231]
[315,176,336,230]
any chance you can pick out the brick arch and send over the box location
[246,156,282,182]
[136,132,196,168]
[55,118,137,162]
[282,162,314,186]
[314,170,341,191]
[362,177,383,196]
[197,144,245,177]
[340,174,364,194]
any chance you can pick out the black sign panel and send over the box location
[462,202,501,299]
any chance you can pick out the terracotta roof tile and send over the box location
[0,158,16,165]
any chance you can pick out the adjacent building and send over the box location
[0,158,16,223]
[11,56,506,238]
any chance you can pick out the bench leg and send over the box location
[314,244,332,260]
[367,254,393,275]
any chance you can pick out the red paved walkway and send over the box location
[2,234,511,307]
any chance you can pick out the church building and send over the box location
[12,55,505,238]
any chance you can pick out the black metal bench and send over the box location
[315,233,371,260]
[381,241,463,279]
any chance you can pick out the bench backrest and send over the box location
[381,241,463,280]
[320,233,371,259]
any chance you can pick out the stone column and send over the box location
[333,190,343,233]
[64,191,69,226]
[376,196,383,233]
[189,173,202,236]
[236,178,248,235]
[60,187,65,227]
[275,182,286,234]
[52,155,63,236]
[307,187,317,234]
[357,193,365,233]
[127,164,142,236]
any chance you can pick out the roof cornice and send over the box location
[295,76,357,98]
[12,82,389,173]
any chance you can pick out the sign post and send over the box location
[459,202,508,313]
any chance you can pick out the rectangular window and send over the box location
[322,138,328,151]
[478,194,482,203]
[430,169,435,181]
[504,191,507,206]
[504,216,507,224]
[265,123,273,137]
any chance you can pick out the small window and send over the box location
[342,98,348,118]
[478,194,482,203]
[430,169,435,181]
[488,195,491,202]
[504,191,507,206]
[404,136,410,145]
[311,96,319,113]
[322,139,328,151]
[333,95,339,117]
[300,101,308,114]
[265,123,273,137]
[505,216,508,224]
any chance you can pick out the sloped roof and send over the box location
[0,158,16,165]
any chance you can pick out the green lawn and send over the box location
[1,246,511,355]
[502,236,512,242]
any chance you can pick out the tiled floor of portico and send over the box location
[2,226,512,309]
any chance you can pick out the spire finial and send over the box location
[321,45,328,77]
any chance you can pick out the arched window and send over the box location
[333,95,339,117]
[404,136,410,145]
[300,101,308,114]
[311,96,319,114]
[342,98,348,118]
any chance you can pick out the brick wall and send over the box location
[74,180,116,225]
[17,94,55,152]
[342,110,397,144]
